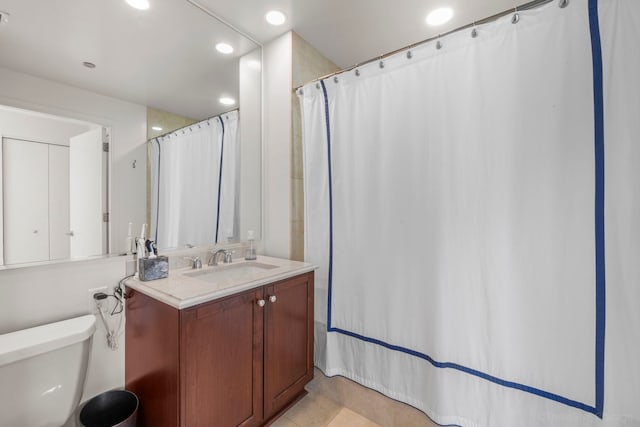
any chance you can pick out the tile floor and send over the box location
[272,393,380,427]
[271,369,438,427]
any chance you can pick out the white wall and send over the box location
[0,106,95,146]
[0,66,147,256]
[0,256,128,402]
[0,66,146,403]
[262,32,293,258]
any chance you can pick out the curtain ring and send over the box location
[298,88,304,96]
[559,0,569,8]
[379,60,384,69]
[333,76,339,84]
[406,50,412,59]
[316,82,321,90]
[355,69,360,77]
[471,22,478,38]
[436,40,443,50]
[512,7,520,24]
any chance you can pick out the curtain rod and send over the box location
[295,0,560,91]
[147,108,239,142]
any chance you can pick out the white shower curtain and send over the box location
[300,1,640,426]
[150,110,239,249]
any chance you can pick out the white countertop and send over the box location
[125,256,317,309]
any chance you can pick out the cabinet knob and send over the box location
[257,299,266,307]
[66,230,75,237]
[33,230,38,234]
[269,295,277,303]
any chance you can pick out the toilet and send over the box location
[0,314,96,427]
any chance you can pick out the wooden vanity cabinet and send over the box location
[125,272,314,427]
[263,274,315,420]
[181,288,264,427]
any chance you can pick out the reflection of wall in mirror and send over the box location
[239,48,262,242]
[146,107,197,141]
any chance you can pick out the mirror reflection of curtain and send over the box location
[150,110,239,250]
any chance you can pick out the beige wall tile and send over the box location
[292,179,304,222]
[290,32,340,264]
[291,220,305,261]
[292,32,341,89]
[292,97,303,180]
[146,107,197,140]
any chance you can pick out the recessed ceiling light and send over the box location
[216,43,234,54]
[265,10,286,26]
[125,0,150,10]
[426,7,454,26]
[82,61,96,69]
[151,126,163,131]
[219,97,236,106]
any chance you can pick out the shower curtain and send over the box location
[149,110,239,249]
[299,1,640,426]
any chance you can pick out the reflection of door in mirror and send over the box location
[0,104,108,266]
[69,128,108,258]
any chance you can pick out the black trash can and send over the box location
[79,390,138,427]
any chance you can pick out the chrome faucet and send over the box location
[184,256,202,269]
[208,249,233,266]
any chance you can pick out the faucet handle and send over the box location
[224,250,234,264]
[184,256,202,269]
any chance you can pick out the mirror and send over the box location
[0,0,262,266]
[0,105,108,265]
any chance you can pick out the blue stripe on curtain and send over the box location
[215,116,226,244]
[321,0,606,416]
[153,138,161,243]
[588,0,606,418]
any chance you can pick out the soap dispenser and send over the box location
[245,230,257,260]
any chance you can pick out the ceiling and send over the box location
[0,0,520,118]
[0,0,257,120]
[198,0,521,68]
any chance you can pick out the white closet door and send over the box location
[69,128,103,258]
[49,144,70,260]
[2,138,50,264]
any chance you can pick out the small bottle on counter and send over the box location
[245,230,257,260]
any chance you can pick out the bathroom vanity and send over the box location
[124,256,316,427]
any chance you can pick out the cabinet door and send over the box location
[125,290,181,427]
[48,144,70,260]
[181,288,264,427]
[263,273,314,419]
[2,138,49,264]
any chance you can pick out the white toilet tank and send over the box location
[0,314,96,427]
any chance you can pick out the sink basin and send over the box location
[184,262,278,283]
